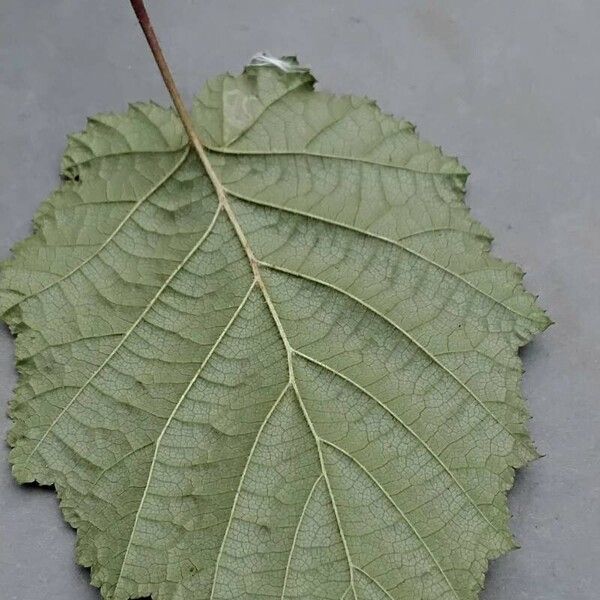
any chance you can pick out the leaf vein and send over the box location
[18,146,191,305]
[353,566,396,600]
[115,280,256,598]
[280,474,323,599]
[23,202,221,465]
[209,146,466,177]
[292,349,505,537]
[226,187,541,323]
[209,381,291,598]
[259,260,522,446]
[321,439,460,600]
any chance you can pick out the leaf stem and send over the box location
[129,0,210,164]
[129,0,269,288]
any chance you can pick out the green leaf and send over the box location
[1,61,550,600]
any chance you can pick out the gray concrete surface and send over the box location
[0,1,598,599]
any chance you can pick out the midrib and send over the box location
[193,133,461,600]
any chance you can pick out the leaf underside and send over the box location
[0,61,549,600]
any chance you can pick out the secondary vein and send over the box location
[293,349,505,538]
[258,259,527,451]
[224,186,542,324]
[115,280,256,598]
[24,202,221,465]
[17,146,190,306]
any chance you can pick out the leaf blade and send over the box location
[1,62,549,600]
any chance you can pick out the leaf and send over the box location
[0,60,550,600]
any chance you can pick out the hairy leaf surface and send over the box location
[0,61,550,600]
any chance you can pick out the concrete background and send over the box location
[0,1,598,598]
